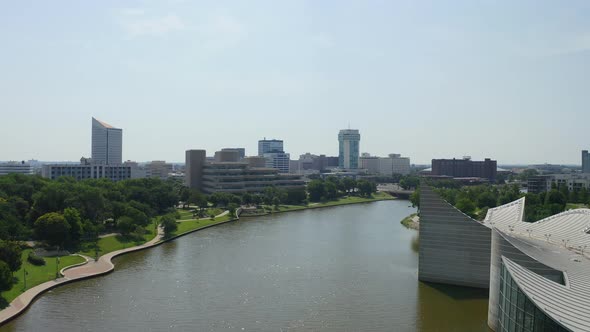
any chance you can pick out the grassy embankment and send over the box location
[400,213,418,229]
[78,225,158,258]
[566,203,589,210]
[1,249,86,305]
[254,192,395,214]
[1,209,231,308]
[171,208,233,237]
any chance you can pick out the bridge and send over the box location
[377,184,415,199]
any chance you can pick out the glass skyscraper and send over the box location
[338,129,360,169]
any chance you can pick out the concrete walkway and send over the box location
[178,210,228,223]
[0,226,165,325]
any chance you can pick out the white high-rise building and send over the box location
[338,129,360,169]
[91,117,122,165]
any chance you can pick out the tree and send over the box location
[307,180,325,202]
[410,190,420,209]
[227,203,239,217]
[324,181,338,200]
[34,212,71,247]
[117,216,136,236]
[476,191,497,209]
[161,215,178,237]
[0,261,13,292]
[242,193,253,206]
[124,206,149,227]
[0,240,22,272]
[357,180,376,198]
[455,198,476,218]
[342,177,357,194]
[400,176,420,190]
[63,207,83,245]
[179,186,190,208]
[284,188,307,205]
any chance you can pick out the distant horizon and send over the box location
[2,1,589,164]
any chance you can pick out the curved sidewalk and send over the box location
[0,226,164,325]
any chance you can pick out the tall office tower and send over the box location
[185,150,207,190]
[583,150,590,173]
[338,129,360,169]
[258,139,284,156]
[91,117,123,164]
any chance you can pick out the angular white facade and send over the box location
[421,186,590,331]
[91,117,122,165]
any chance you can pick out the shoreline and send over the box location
[400,213,420,230]
[0,194,397,326]
[241,194,396,218]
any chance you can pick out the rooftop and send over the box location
[481,198,590,331]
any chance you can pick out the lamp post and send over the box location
[23,265,27,291]
[55,247,60,279]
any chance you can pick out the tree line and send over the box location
[411,180,590,222]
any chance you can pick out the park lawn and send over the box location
[172,214,233,236]
[270,192,395,212]
[78,226,157,258]
[1,249,86,305]
[566,203,588,210]
[177,208,224,220]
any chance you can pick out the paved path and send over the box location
[0,226,165,325]
[98,232,120,239]
[178,210,228,223]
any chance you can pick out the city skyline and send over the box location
[2,1,590,164]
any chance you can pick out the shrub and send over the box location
[28,251,46,266]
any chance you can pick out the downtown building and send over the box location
[258,138,290,173]
[583,150,590,173]
[527,173,590,194]
[91,117,122,165]
[186,149,304,194]
[419,186,590,331]
[431,157,497,181]
[42,118,135,181]
[338,129,360,169]
[0,161,33,176]
[42,158,134,181]
[359,153,411,176]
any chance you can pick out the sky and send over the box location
[1,0,589,165]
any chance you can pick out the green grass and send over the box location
[171,214,233,237]
[78,226,157,257]
[1,249,86,305]
[400,213,418,229]
[177,208,224,220]
[566,203,588,210]
[267,192,395,213]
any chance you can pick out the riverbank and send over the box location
[0,195,395,325]
[0,211,235,326]
[240,192,395,217]
[401,213,419,230]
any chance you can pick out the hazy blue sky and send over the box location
[1,1,589,164]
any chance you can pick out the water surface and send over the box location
[1,201,489,331]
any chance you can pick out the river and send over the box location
[1,200,490,331]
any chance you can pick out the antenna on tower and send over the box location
[348,122,350,129]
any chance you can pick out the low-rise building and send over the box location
[527,173,590,193]
[359,153,411,176]
[186,149,304,194]
[145,161,173,180]
[41,158,138,181]
[431,157,497,181]
[0,161,33,175]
